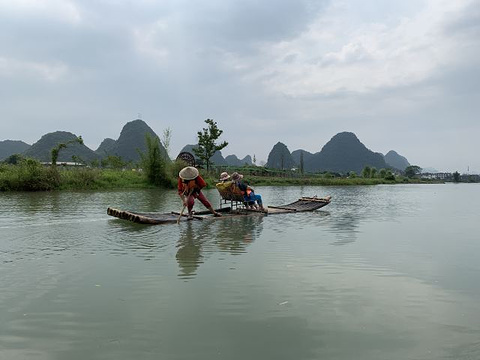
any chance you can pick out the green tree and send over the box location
[3,154,24,165]
[349,171,357,178]
[379,168,387,179]
[193,119,228,172]
[71,155,85,165]
[362,166,371,178]
[453,171,460,182]
[90,159,100,168]
[139,133,168,186]
[370,167,377,178]
[405,165,422,178]
[160,127,172,161]
[384,170,395,181]
[51,136,83,166]
[102,155,126,169]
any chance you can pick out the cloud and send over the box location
[133,20,171,64]
[0,0,479,171]
[0,0,82,24]
[0,56,68,81]
[226,0,478,97]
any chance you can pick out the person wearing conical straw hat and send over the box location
[178,166,221,219]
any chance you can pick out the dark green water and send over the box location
[1,184,479,359]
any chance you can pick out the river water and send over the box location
[0,184,479,359]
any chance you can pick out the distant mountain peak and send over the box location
[384,150,410,171]
[95,138,116,154]
[0,140,31,161]
[102,119,167,162]
[224,154,253,166]
[305,131,387,173]
[332,131,359,139]
[266,142,296,169]
[23,131,98,162]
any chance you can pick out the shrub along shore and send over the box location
[0,159,439,192]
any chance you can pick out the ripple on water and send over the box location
[1,186,480,359]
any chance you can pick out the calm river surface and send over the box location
[1,184,479,359]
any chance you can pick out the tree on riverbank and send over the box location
[453,171,460,182]
[193,119,228,172]
[139,133,170,186]
[51,136,84,166]
[405,165,422,178]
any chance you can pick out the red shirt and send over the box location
[177,175,207,195]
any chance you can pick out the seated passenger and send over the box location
[219,171,232,183]
[231,172,264,210]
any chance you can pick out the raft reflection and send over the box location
[176,215,264,279]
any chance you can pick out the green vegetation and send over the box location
[0,128,184,191]
[0,119,446,192]
[100,155,127,169]
[200,165,439,188]
[453,171,460,182]
[193,119,228,172]
[0,159,150,191]
[51,136,84,165]
[58,168,149,190]
[0,158,443,192]
[405,165,422,178]
[138,134,171,187]
[1,159,60,191]
[3,153,25,165]
[160,127,172,162]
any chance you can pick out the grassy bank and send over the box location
[1,160,440,192]
[202,174,438,187]
[0,163,153,191]
[58,168,152,190]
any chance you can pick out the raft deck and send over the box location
[107,196,331,225]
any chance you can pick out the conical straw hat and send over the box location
[179,166,199,180]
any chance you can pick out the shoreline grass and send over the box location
[0,162,444,192]
[201,172,442,187]
[58,168,153,190]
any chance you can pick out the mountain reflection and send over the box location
[176,215,264,279]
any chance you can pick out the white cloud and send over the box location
[0,0,82,24]
[0,57,68,82]
[228,0,475,97]
[133,20,171,64]
[0,0,478,171]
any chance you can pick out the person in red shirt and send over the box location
[178,166,221,219]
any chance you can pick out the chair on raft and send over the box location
[215,182,245,210]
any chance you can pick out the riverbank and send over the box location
[0,165,152,191]
[0,163,443,192]
[203,174,442,187]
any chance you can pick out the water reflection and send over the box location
[328,213,360,246]
[176,223,205,277]
[176,215,264,279]
[215,215,264,252]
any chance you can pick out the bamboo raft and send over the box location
[107,196,331,225]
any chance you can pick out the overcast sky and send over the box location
[1,0,479,172]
